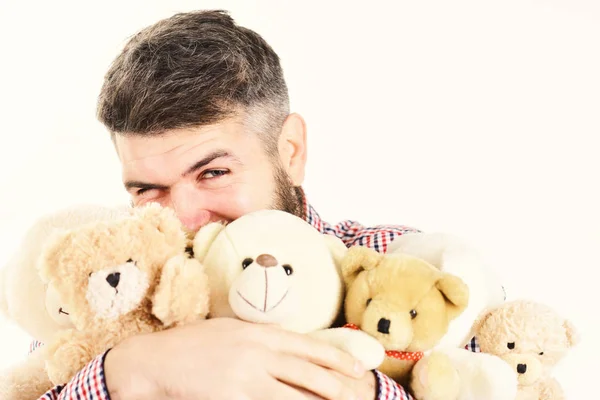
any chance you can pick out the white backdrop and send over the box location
[0,0,596,396]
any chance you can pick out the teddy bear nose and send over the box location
[256,254,278,268]
[377,318,391,334]
[517,363,527,374]
[106,272,121,288]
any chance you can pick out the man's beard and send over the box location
[271,162,305,220]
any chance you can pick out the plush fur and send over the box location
[37,202,210,386]
[0,204,130,400]
[472,299,579,400]
[339,245,470,388]
[385,232,506,349]
[192,209,385,370]
[410,347,518,400]
[389,233,518,400]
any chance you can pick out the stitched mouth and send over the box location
[237,290,289,313]
[58,308,69,316]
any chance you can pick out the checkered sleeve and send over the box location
[465,336,481,352]
[373,370,414,400]
[36,351,110,400]
[334,221,421,253]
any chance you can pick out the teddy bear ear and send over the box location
[133,202,187,244]
[563,318,580,348]
[322,235,348,273]
[436,272,470,321]
[192,221,227,262]
[469,304,501,337]
[340,245,383,286]
[36,229,74,284]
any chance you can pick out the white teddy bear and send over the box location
[192,209,385,370]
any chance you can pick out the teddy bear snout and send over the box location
[377,318,391,334]
[362,305,413,349]
[503,353,542,386]
[256,254,278,268]
[106,272,121,288]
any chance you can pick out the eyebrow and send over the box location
[124,149,238,192]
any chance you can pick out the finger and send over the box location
[259,327,365,379]
[262,378,315,400]
[268,353,357,400]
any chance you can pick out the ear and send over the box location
[192,222,227,263]
[563,318,580,348]
[436,272,470,321]
[134,203,186,247]
[37,229,73,284]
[322,235,348,273]
[340,246,383,287]
[469,304,499,337]
[277,113,307,186]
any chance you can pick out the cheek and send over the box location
[344,279,370,324]
[201,183,276,220]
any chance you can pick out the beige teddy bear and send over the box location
[0,204,130,400]
[37,202,211,386]
[338,245,470,390]
[472,299,580,400]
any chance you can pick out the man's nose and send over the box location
[177,209,211,232]
[170,187,212,232]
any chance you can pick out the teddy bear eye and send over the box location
[507,342,515,349]
[282,264,293,275]
[366,298,372,306]
[126,258,133,263]
[242,258,253,269]
[539,351,544,355]
[409,309,417,319]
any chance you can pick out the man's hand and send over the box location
[297,369,377,400]
[104,318,370,400]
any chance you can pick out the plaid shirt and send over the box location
[35,196,481,400]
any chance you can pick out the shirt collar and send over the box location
[299,187,330,234]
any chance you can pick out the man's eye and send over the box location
[201,169,229,179]
[136,188,152,196]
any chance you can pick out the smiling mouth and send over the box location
[58,308,69,316]
[237,290,289,313]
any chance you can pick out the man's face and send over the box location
[114,114,307,234]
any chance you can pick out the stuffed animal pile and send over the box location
[0,202,579,400]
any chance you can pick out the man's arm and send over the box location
[373,371,414,400]
[36,352,109,400]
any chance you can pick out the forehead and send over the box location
[114,119,261,181]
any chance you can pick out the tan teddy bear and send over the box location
[472,299,580,400]
[0,204,130,400]
[339,245,470,389]
[37,202,211,386]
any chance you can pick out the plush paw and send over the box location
[0,347,53,400]
[307,327,385,371]
[152,254,210,327]
[46,340,93,385]
[411,351,460,400]
[538,377,565,400]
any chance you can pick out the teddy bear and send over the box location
[471,299,579,400]
[192,208,386,371]
[385,232,507,349]
[389,233,519,400]
[336,244,471,389]
[35,202,211,386]
[0,203,131,400]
